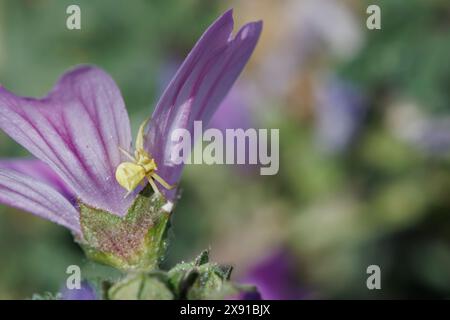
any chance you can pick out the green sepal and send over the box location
[167,250,257,300]
[108,272,174,300]
[31,292,62,300]
[77,186,172,272]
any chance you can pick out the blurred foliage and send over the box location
[340,0,450,113]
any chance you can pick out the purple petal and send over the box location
[144,9,262,199]
[0,168,80,234]
[0,158,75,202]
[0,66,133,216]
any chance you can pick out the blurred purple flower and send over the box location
[0,10,262,235]
[386,101,450,156]
[417,119,450,154]
[60,281,97,300]
[255,0,362,101]
[208,86,261,175]
[314,76,367,153]
[240,249,305,300]
[209,87,253,132]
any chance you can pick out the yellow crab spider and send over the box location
[115,119,175,198]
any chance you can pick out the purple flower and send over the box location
[144,10,262,200]
[240,249,306,300]
[0,10,262,237]
[314,76,367,153]
[60,281,97,300]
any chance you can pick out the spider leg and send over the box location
[147,176,161,194]
[152,173,176,190]
[136,118,151,151]
[118,147,136,162]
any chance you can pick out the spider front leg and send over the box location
[123,189,134,199]
[147,175,161,195]
[151,173,176,190]
[119,147,136,162]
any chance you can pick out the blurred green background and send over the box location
[0,0,449,299]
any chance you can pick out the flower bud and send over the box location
[77,187,172,272]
